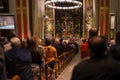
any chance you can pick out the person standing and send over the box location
[0,45,7,80]
[80,39,88,59]
[71,36,120,80]
[44,38,57,80]
[88,28,98,39]
[110,30,120,61]
[5,37,33,80]
[80,28,98,59]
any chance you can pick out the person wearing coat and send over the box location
[5,37,33,80]
[0,45,7,80]
[71,36,120,80]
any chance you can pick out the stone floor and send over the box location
[56,53,81,80]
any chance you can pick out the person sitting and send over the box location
[71,36,120,80]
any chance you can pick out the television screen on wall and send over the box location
[0,14,15,30]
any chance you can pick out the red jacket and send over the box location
[80,42,89,59]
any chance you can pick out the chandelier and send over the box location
[45,0,82,10]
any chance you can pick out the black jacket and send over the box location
[71,57,120,80]
[0,46,7,80]
[5,47,33,80]
[110,43,120,61]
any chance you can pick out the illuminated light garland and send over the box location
[45,0,82,10]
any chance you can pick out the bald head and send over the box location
[89,28,98,39]
[10,37,21,47]
[88,36,106,58]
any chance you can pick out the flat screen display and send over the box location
[0,14,15,30]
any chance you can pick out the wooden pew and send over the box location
[44,49,76,80]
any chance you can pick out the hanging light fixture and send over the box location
[45,0,82,10]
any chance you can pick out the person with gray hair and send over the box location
[10,37,21,47]
[5,37,33,80]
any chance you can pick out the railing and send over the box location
[44,49,76,80]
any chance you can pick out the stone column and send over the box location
[99,0,109,36]
[9,0,17,34]
[32,0,45,39]
[94,0,100,29]
[116,0,120,31]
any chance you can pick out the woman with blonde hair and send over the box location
[32,36,45,60]
[31,36,46,79]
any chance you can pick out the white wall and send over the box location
[33,0,45,39]
[110,0,120,31]
[9,0,16,14]
[9,0,18,35]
